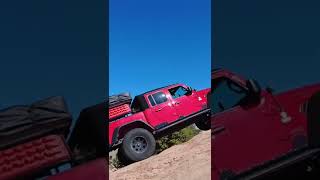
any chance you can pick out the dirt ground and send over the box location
[109,130,211,180]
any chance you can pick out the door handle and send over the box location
[175,101,180,105]
[212,126,226,135]
[155,107,163,112]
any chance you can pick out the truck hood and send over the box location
[196,88,211,98]
[276,83,320,102]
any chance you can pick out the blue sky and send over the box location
[213,0,320,92]
[0,1,106,118]
[109,0,211,97]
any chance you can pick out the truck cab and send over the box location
[109,83,210,163]
[135,84,208,127]
[211,69,320,179]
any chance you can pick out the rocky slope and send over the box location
[109,130,211,180]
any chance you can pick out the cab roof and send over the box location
[131,84,180,112]
[140,83,180,96]
[211,68,246,85]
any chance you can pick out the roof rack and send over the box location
[139,84,179,96]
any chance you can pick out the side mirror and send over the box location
[246,79,261,100]
[266,86,275,94]
[186,87,193,96]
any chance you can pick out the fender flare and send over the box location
[110,120,154,146]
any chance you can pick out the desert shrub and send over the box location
[156,125,200,153]
[110,155,124,169]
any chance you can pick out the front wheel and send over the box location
[195,119,211,131]
[119,128,156,163]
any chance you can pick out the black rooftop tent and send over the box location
[108,93,132,108]
[0,96,72,150]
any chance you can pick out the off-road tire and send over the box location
[120,128,156,163]
[117,148,130,166]
[195,119,211,131]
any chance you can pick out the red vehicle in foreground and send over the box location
[109,83,210,163]
[0,97,107,180]
[211,69,320,180]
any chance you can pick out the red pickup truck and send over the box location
[211,69,320,179]
[109,83,210,163]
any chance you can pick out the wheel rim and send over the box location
[131,136,148,153]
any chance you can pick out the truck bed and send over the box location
[109,104,131,120]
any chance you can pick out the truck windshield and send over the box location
[211,78,247,114]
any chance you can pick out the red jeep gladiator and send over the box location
[0,97,108,180]
[109,83,210,163]
[211,68,320,180]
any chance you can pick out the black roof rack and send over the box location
[138,84,179,96]
[132,84,179,112]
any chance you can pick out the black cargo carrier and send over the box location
[0,96,72,150]
[108,93,132,108]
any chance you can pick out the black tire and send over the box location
[120,128,156,163]
[117,148,130,166]
[195,119,211,131]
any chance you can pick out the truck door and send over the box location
[212,77,289,177]
[168,85,201,118]
[144,90,179,127]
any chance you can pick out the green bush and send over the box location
[110,155,124,169]
[156,125,200,153]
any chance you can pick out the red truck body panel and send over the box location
[109,83,210,147]
[109,112,148,144]
[211,69,320,179]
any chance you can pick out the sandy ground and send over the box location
[109,130,211,180]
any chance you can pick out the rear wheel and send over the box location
[119,128,156,163]
[117,148,130,166]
